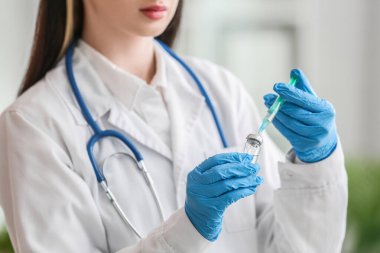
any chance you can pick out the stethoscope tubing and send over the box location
[156,40,228,148]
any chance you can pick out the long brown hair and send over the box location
[18,0,183,96]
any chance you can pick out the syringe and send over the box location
[258,76,297,133]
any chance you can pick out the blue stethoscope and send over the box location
[65,40,228,238]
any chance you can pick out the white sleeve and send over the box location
[117,208,209,253]
[258,141,347,253]
[0,111,210,253]
[230,74,348,253]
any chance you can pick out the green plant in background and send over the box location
[0,160,379,253]
[344,160,380,253]
[0,229,12,253]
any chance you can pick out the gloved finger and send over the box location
[263,93,278,105]
[273,83,331,113]
[265,93,312,122]
[192,174,263,197]
[264,91,320,118]
[265,96,333,126]
[275,111,328,138]
[263,93,278,108]
[264,93,313,122]
[290,69,317,96]
[271,117,317,147]
[191,162,259,184]
[217,186,259,207]
[195,152,253,173]
[279,103,335,126]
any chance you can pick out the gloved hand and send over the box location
[264,69,337,163]
[185,153,263,241]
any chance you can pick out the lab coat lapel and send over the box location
[106,103,172,160]
[164,58,206,202]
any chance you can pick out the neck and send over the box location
[82,22,156,84]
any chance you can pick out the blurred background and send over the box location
[1,0,379,252]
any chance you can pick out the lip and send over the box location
[140,5,168,20]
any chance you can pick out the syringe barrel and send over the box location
[268,97,284,115]
[263,76,298,127]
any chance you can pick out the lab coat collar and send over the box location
[76,39,168,111]
[55,40,169,125]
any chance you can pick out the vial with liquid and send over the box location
[243,133,263,164]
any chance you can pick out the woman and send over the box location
[0,0,348,252]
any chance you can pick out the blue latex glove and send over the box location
[185,153,263,241]
[264,69,338,163]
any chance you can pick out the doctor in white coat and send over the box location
[0,0,348,252]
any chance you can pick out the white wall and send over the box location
[0,0,37,231]
[178,0,380,158]
[314,0,380,158]
[0,0,38,110]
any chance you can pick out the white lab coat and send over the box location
[0,42,348,253]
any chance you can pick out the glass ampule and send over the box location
[243,133,263,164]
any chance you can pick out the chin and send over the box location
[136,25,169,38]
